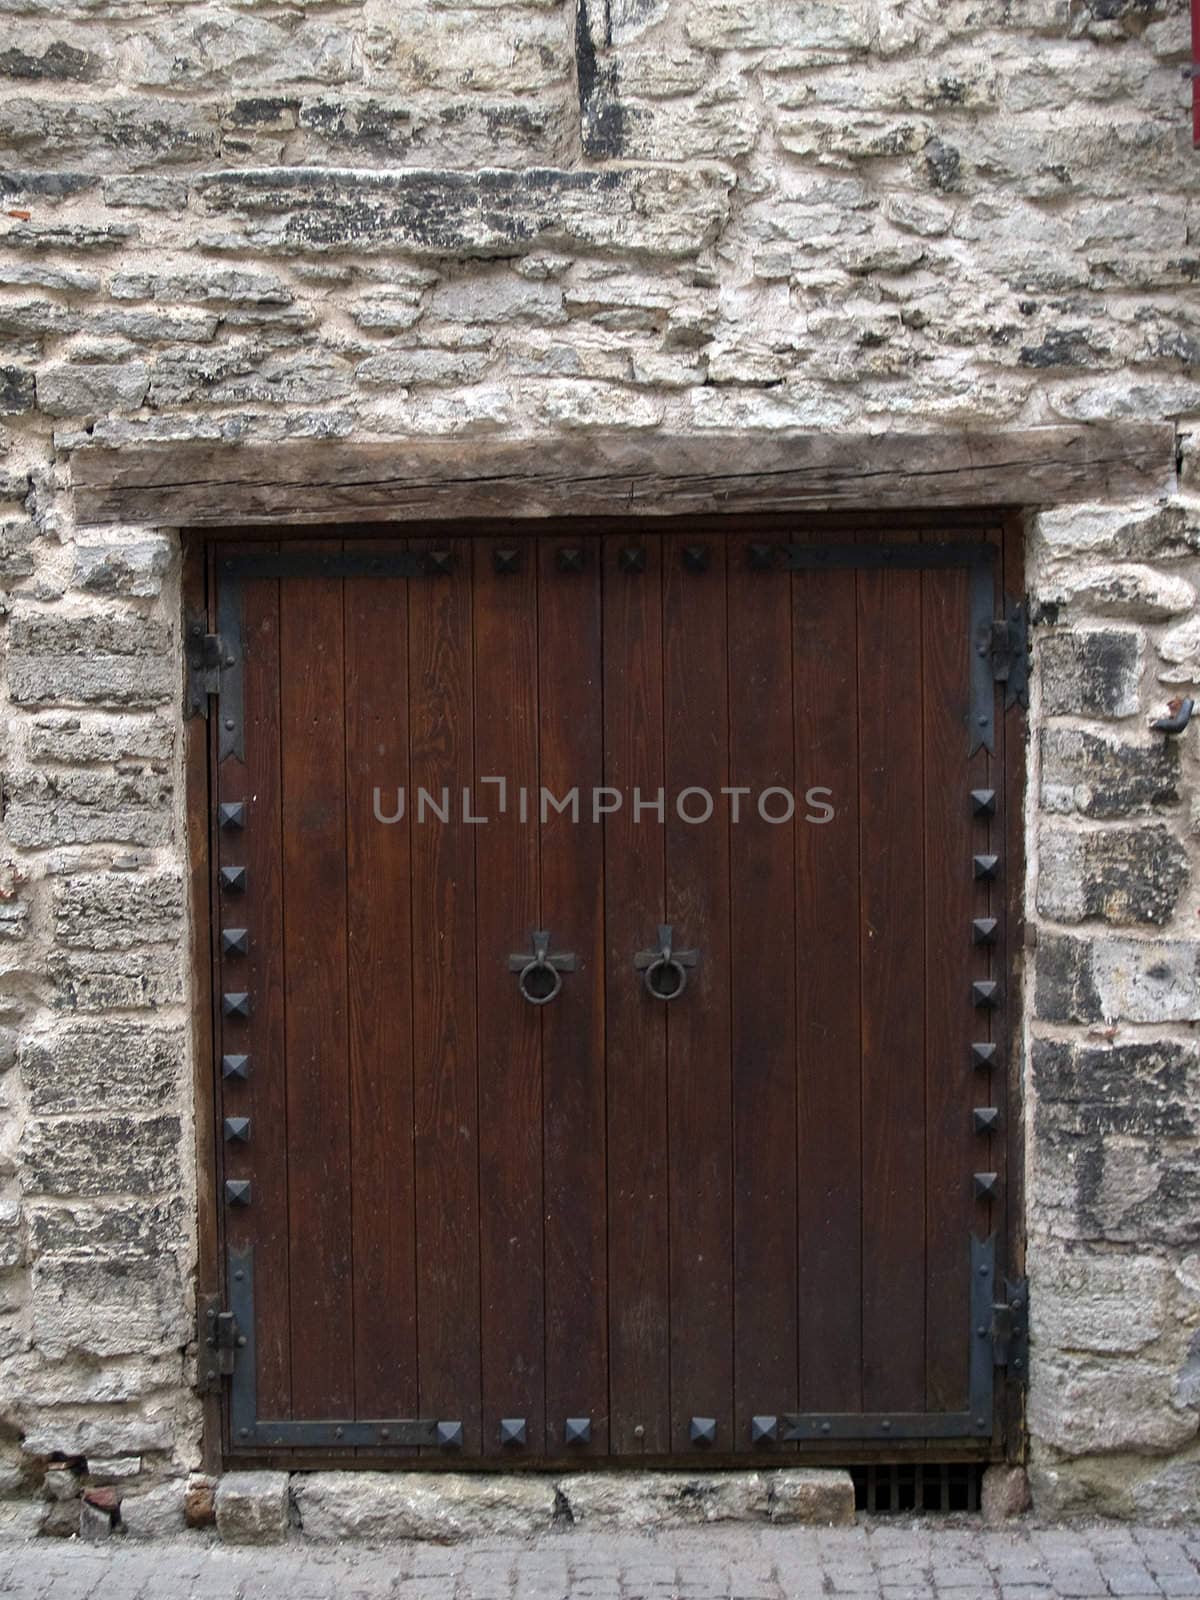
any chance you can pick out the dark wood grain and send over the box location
[920,551,977,1414]
[74,426,1175,527]
[218,547,292,1421]
[603,532,670,1457]
[538,537,608,1457]
[472,535,545,1459]
[857,548,927,1415]
[344,549,418,1421]
[793,556,862,1413]
[727,531,798,1450]
[663,532,734,1456]
[407,536,482,1455]
[278,544,353,1418]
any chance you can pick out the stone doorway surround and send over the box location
[2,420,1189,1537]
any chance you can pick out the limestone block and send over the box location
[0,97,217,169]
[1036,933,1200,1026]
[294,1471,555,1541]
[1028,1354,1197,1455]
[3,771,174,848]
[20,1112,181,1197]
[684,0,871,50]
[1038,502,1200,563]
[1037,628,1143,718]
[50,949,184,1011]
[7,610,174,709]
[980,1465,1031,1524]
[37,364,149,419]
[1039,727,1180,819]
[1039,563,1195,623]
[1030,1249,1171,1355]
[215,1471,291,1545]
[27,1198,187,1259]
[1036,823,1189,926]
[768,1469,855,1525]
[30,1255,187,1361]
[196,166,732,260]
[119,1479,186,1539]
[72,539,173,599]
[21,1024,183,1114]
[28,712,173,767]
[558,1470,767,1529]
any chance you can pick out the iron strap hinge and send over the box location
[990,1276,1029,1387]
[185,616,228,720]
[196,1293,244,1395]
[989,597,1030,710]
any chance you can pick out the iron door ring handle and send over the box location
[508,930,577,1006]
[634,924,699,1002]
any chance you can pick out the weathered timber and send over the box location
[70,426,1175,528]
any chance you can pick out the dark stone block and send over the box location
[1040,726,1180,818]
[1039,628,1141,718]
[1034,932,1101,1023]
[0,365,34,414]
[0,42,97,81]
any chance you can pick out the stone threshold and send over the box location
[221,1468,857,1546]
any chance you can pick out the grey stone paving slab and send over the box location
[0,1523,1194,1599]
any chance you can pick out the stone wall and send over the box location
[0,0,1198,1528]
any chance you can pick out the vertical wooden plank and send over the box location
[538,536,608,1458]
[408,535,481,1455]
[216,546,291,1422]
[344,549,417,1421]
[793,554,862,1413]
[727,531,798,1451]
[472,534,544,1459]
[278,543,352,1419]
[663,531,733,1455]
[858,546,927,1415]
[603,531,670,1456]
[920,552,978,1414]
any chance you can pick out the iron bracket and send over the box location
[989,597,1030,710]
[184,618,225,720]
[991,1275,1030,1387]
[225,1245,463,1451]
[196,1293,243,1396]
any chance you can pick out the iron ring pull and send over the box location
[508,930,577,1006]
[634,924,699,1002]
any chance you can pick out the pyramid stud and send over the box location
[682,544,710,574]
[222,992,252,1020]
[974,1171,1000,1200]
[557,547,585,573]
[619,547,646,574]
[747,543,775,571]
[971,1041,997,1069]
[222,1053,250,1081]
[751,1415,778,1444]
[564,1417,591,1446]
[973,854,1000,880]
[221,927,250,957]
[971,789,997,817]
[224,1116,251,1143]
[972,918,999,946]
[690,1416,717,1446]
[973,980,1000,1009]
[973,1107,1001,1134]
[493,548,521,575]
[436,1420,463,1450]
[225,1179,252,1207]
[219,802,246,831]
[425,550,455,575]
[219,865,247,894]
[499,1417,527,1447]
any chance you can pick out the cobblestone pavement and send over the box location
[0,1523,1199,1600]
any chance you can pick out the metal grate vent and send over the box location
[851,1462,983,1514]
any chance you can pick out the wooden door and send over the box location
[202,521,1023,1465]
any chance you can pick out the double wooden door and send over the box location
[202,520,1022,1464]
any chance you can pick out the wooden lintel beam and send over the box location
[69,425,1177,528]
